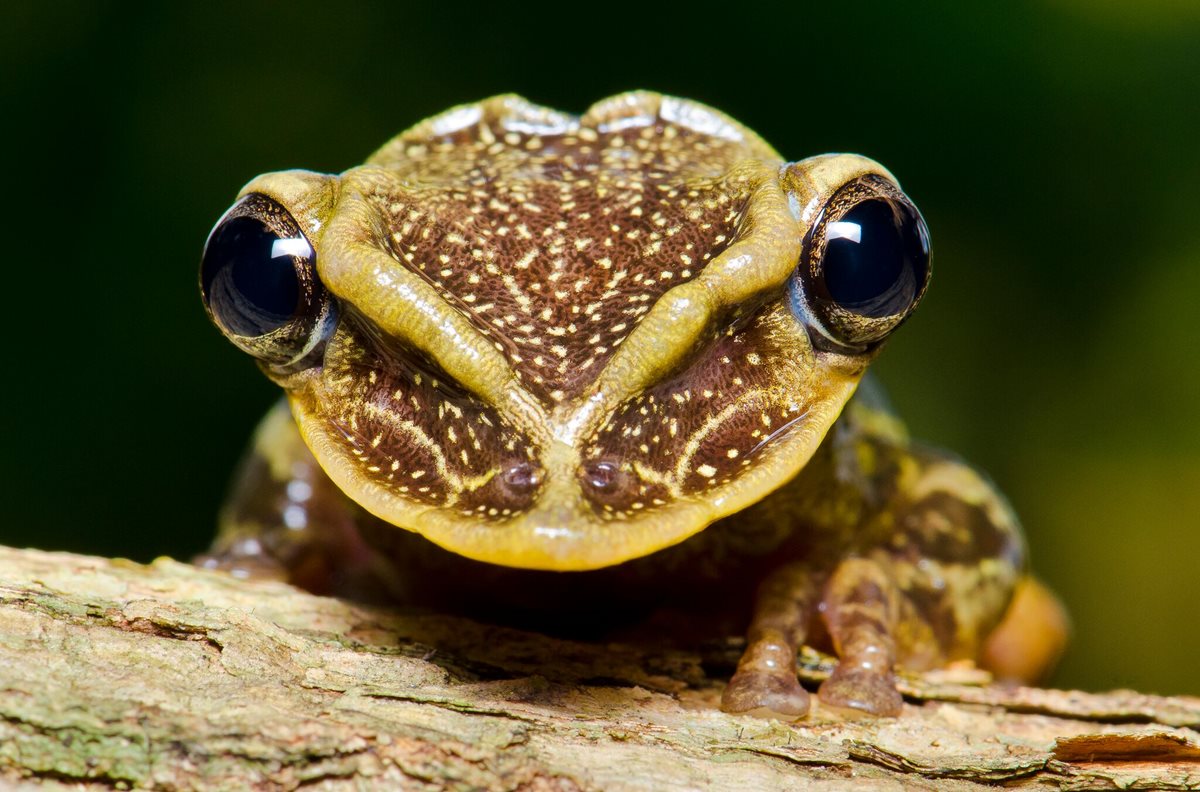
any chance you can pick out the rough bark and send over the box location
[1,546,1198,791]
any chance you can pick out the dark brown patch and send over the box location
[897,491,1022,569]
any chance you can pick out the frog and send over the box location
[197,92,1067,719]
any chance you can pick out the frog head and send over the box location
[200,93,930,571]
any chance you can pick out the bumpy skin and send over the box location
[199,93,1066,718]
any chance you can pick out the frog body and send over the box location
[198,93,1067,718]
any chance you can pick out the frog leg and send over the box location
[720,563,818,718]
[810,442,1031,715]
[816,556,904,715]
[195,400,387,598]
[724,375,1048,719]
[721,557,905,718]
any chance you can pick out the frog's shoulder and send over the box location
[819,374,912,490]
[367,91,780,167]
[842,373,909,447]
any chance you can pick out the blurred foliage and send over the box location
[1,1,1197,695]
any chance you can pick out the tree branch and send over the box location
[1,546,1197,790]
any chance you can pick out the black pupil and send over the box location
[201,215,304,336]
[822,197,928,317]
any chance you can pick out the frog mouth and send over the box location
[291,394,850,571]
[286,315,861,571]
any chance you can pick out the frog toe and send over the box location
[721,669,810,719]
[817,668,903,717]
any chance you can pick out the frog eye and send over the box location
[200,193,336,367]
[790,175,931,351]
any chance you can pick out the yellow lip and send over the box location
[289,367,858,571]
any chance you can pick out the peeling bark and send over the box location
[1,546,1198,791]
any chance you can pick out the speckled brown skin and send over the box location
[198,93,1066,718]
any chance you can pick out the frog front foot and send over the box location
[814,557,905,717]
[721,563,817,718]
[194,536,290,583]
[722,557,907,720]
[194,401,390,599]
[722,639,812,718]
[817,667,903,717]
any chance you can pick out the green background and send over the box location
[4,1,1199,695]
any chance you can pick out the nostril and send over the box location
[579,458,639,506]
[499,461,542,497]
[460,460,544,517]
[583,460,624,491]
